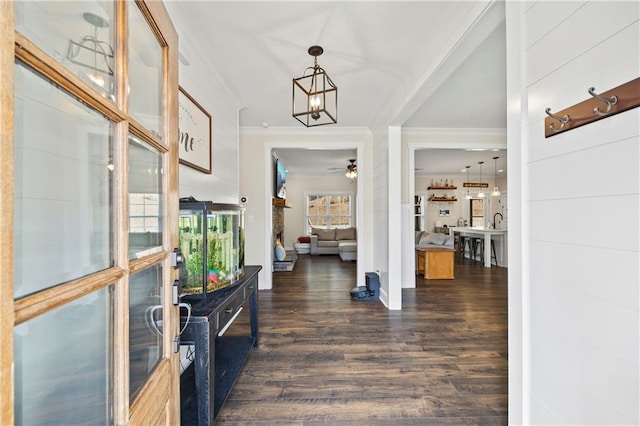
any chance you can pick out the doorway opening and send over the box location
[262,143,365,291]
[408,140,508,290]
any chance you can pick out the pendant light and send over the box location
[477,161,485,198]
[292,45,338,127]
[491,156,501,197]
[464,165,472,200]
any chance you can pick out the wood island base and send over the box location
[416,247,455,279]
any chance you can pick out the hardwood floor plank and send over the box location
[215,255,508,424]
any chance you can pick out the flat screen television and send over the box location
[275,159,286,199]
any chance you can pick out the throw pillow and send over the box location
[298,235,311,243]
[335,227,355,241]
[415,231,425,244]
[274,243,286,261]
[442,235,454,247]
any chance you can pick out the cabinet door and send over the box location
[4,1,179,424]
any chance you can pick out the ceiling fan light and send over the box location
[345,159,357,179]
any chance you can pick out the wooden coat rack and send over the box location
[544,77,640,138]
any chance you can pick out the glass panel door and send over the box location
[7,1,179,424]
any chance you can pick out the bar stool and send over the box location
[476,239,498,266]
[459,236,473,261]
[469,237,482,263]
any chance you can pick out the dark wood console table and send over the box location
[180,265,261,425]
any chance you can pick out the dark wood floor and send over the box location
[217,254,508,425]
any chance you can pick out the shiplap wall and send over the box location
[165,2,241,204]
[372,131,391,307]
[523,1,639,423]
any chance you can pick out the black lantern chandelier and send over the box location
[292,45,338,127]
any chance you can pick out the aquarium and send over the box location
[178,201,245,298]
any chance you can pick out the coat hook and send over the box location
[545,108,571,132]
[588,87,617,116]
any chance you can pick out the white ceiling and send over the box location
[274,148,507,179]
[164,1,507,175]
[273,148,357,175]
[414,148,507,177]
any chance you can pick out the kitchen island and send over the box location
[449,226,507,268]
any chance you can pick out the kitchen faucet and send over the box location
[492,212,503,229]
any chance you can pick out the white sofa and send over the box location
[309,227,357,261]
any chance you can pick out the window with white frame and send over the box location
[306,194,352,233]
[129,193,160,232]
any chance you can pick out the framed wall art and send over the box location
[178,86,212,174]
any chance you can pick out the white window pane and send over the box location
[14,62,113,298]
[307,194,352,229]
[130,204,145,216]
[128,1,163,139]
[128,136,163,259]
[14,287,112,425]
[129,265,163,401]
[15,1,116,101]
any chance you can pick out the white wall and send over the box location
[518,1,639,424]
[165,2,241,204]
[282,173,356,250]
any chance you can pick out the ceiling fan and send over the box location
[327,158,357,179]
[345,159,357,179]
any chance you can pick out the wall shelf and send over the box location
[428,185,457,190]
[428,196,457,202]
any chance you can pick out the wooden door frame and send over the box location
[0,1,15,424]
